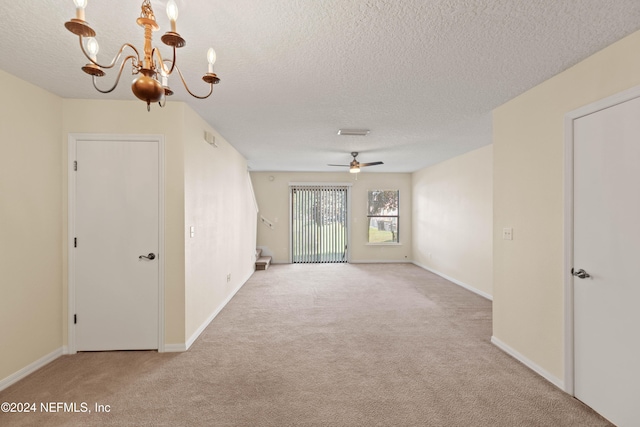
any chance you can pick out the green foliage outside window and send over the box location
[367,190,399,243]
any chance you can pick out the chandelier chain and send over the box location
[140,0,156,21]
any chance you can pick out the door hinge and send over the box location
[74,314,77,324]
[74,237,77,248]
[73,161,77,171]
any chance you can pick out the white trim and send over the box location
[491,336,564,390]
[273,261,413,265]
[413,262,493,301]
[183,271,253,351]
[67,136,77,354]
[247,171,259,213]
[157,137,166,353]
[562,85,640,395]
[352,260,412,264]
[563,110,576,395]
[346,186,352,263]
[67,133,165,354]
[565,85,640,120]
[163,343,188,353]
[0,347,63,392]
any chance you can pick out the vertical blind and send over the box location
[291,185,348,263]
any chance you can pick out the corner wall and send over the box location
[250,172,412,263]
[412,145,493,298]
[0,70,63,383]
[62,99,187,347]
[493,30,640,383]
[183,106,257,343]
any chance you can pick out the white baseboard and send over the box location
[163,343,188,353]
[491,335,564,390]
[351,260,413,264]
[413,262,493,301]
[1,273,252,387]
[272,260,412,265]
[182,271,253,351]
[0,347,63,392]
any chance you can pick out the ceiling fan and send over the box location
[328,152,384,174]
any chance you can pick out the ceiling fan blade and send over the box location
[327,164,350,167]
[360,161,384,167]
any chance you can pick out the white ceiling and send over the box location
[2,1,639,172]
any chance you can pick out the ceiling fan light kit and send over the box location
[329,151,384,174]
[64,0,220,111]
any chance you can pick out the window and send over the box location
[367,190,399,243]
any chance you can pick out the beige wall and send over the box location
[412,145,493,298]
[183,107,257,341]
[1,70,258,385]
[493,30,640,382]
[62,99,187,346]
[251,172,412,263]
[0,70,63,382]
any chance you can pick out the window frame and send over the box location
[366,189,400,244]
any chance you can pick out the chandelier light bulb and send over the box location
[86,37,99,61]
[73,0,88,20]
[207,48,217,65]
[166,0,179,32]
[160,68,168,87]
[65,0,219,111]
[207,47,217,73]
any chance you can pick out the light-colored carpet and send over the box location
[0,263,611,426]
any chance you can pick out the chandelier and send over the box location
[64,0,220,111]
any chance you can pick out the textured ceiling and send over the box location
[2,1,640,172]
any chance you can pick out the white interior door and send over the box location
[74,137,160,351]
[573,96,640,427]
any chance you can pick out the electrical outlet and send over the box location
[503,227,513,240]
[226,274,231,282]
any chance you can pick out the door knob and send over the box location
[139,253,156,260]
[571,268,590,279]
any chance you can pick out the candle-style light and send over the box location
[64,0,220,111]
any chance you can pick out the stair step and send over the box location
[256,255,272,270]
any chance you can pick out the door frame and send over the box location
[563,85,640,395]
[67,133,166,354]
[288,182,352,263]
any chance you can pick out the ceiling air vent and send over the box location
[337,129,370,136]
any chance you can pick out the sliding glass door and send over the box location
[290,185,349,263]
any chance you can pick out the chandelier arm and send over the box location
[153,46,177,76]
[79,36,141,70]
[91,56,138,94]
[174,65,214,99]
